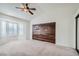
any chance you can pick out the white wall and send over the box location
[0,3,79,48]
[0,12,30,45]
[30,4,79,48]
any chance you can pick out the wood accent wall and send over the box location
[32,22,56,43]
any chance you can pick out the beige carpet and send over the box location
[0,40,78,56]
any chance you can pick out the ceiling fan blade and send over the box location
[29,8,36,10]
[26,3,28,6]
[16,7,23,9]
[28,10,33,15]
[25,4,29,9]
[26,6,29,9]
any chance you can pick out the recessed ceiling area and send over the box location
[0,3,79,21]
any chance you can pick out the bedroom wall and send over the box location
[30,4,79,48]
[0,12,30,45]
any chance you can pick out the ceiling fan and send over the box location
[16,3,36,15]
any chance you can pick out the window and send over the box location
[7,22,14,35]
[0,21,6,37]
[18,24,24,35]
[7,22,18,36]
[0,20,24,38]
[13,23,18,35]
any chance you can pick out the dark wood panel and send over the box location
[32,22,56,43]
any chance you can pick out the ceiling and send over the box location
[0,3,79,21]
[0,3,42,21]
